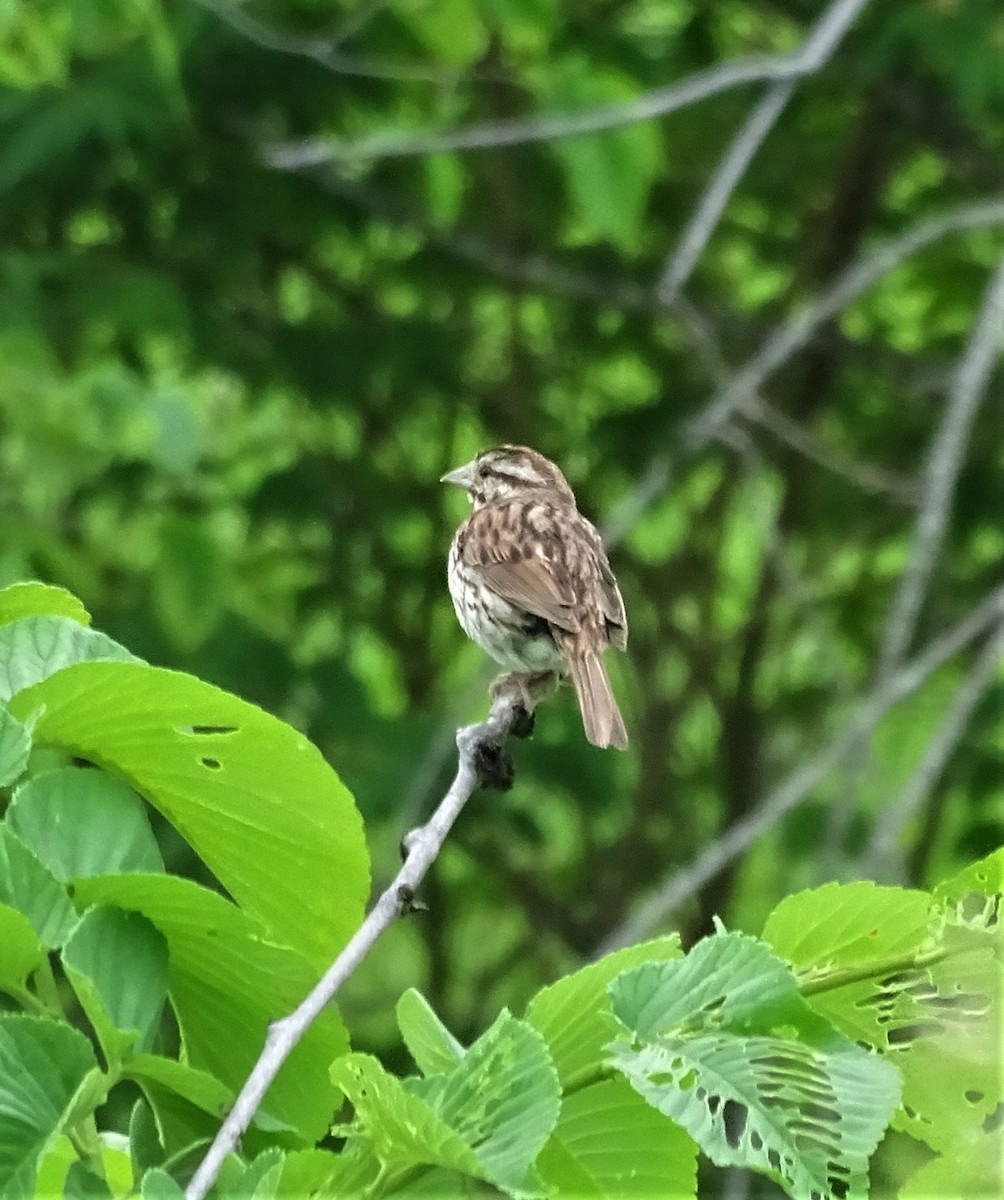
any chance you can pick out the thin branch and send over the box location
[878,254,1004,673]
[657,0,872,302]
[680,196,1004,450]
[595,583,1004,954]
[859,619,1004,881]
[265,32,879,169]
[185,686,525,1200]
[187,0,470,84]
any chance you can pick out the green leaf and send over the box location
[151,516,226,654]
[61,906,168,1067]
[72,873,348,1143]
[610,932,901,1200]
[535,1078,698,1198]
[417,1010,561,1194]
[932,847,1004,930]
[765,880,1001,1155]
[9,766,164,881]
[899,1129,1004,1200]
[140,1167,187,1200]
[0,827,78,948]
[64,1160,114,1200]
[763,881,931,970]
[542,55,662,254]
[0,901,44,995]
[396,988,465,1076]
[0,703,31,788]
[9,661,368,968]
[219,1148,285,1200]
[714,472,782,636]
[331,1054,482,1184]
[125,1054,232,1122]
[0,1015,100,1200]
[0,583,90,628]
[0,616,139,702]
[129,1098,165,1177]
[400,0,488,65]
[525,935,681,1087]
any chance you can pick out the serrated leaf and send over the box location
[420,1010,561,1194]
[220,1148,285,1200]
[396,988,465,1076]
[0,704,31,788]
[0,826,78,948]
[0,583,90,628]
[612,1031,899,1200]
[610,933,901,1200]
[331,1053,483,1183]
[765,880,1001,1155]
[0,901,44,994]
[61,906,168,1067]
[9,660,368,968]
[526,935,681,1087]
[0,1015,100,1200]
[0,616,138,703]
[9,766,164,881]
[71,873,347,1144]
[535,1078,697,1198]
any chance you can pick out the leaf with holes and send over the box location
[535,1077,698,1198]
[0,616,139,702]
[610,932,901,1200]
[765,879,1002,1155]
[8,660,368,967]
[10,766,164,881]
[72,872,347,1143]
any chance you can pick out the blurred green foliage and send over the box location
[0,0,1001,1134]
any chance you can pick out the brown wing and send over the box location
[461,505,581,633]
[582,518,628,649]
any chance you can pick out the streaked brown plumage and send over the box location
[442,445,628,749]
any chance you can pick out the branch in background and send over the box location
[673,296,920,505]
[595,583,1004,954]
[188,0,471,84]
[878,254,1004,673]
[185,685,527,1200]
[858,619,1004,882]
[657,0,872,302]
[680,196,1004,449]
[265,33,883,169]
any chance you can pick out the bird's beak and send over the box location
[440,461,475,490]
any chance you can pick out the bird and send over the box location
[441,444,628,749]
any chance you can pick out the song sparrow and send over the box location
[442,445,629,749]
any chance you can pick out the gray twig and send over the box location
[595,584,1004,954]
[859,619,1004,881]
[188,0,469,84]
[680,197,1004,450]
[184,687,524,1200]
[878,254,1004,673]
[265,36,877,169]
[657,0,871,302]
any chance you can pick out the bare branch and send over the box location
[595,583,1004,954]
[878,254,1004,673]
[265,33,878,169]
[185,685,526,1200]
[657,0,872,302]
[859,619,1004,881]
[188,0,469,84]
[681,196,1004,450]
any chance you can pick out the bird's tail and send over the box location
[565,645,628,750]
